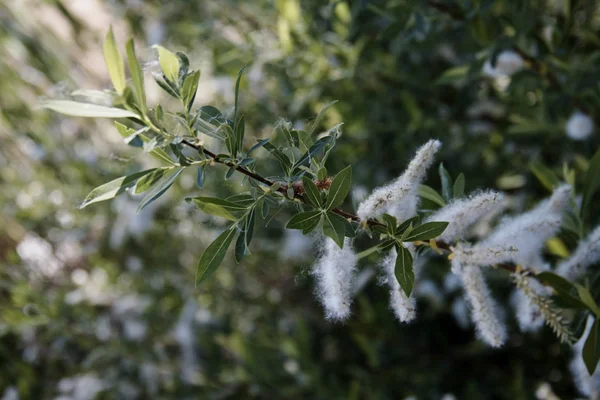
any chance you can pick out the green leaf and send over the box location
[196,166,205,188]
[382,213,397,235]
[418,184,446,207]
[134,167,171,194]
[293,136,332,173]
[403,221,449,241]
[583,318,600,374]
[575,284,600,317]
[323,212,347,248]
[325,165,352,210]
[235,115,245,155]
[395,245,414,297]
[188,197,247,221]
[439,163,453,201]
[115,121,175,165]
[397,216,420,235]
[235,232,248,263]
[103,27,125,95]
[249,139,269,155]
[317,167,328,181]
[181,70,200,110]
[226,193,255,207]
[582,148,600,217]
[153,45,180,83]
[308,100,338,135]
[286,210,322,233]
[114,122,144,147]
[302,177,322,208]
[40,100,139,119]
[80,169,157,209]
[262,142,292,173]
[154,76,180,98]
[137,167,183,212]
[436,65,469,85]
[453,173,465,198]
[126,39,147,114]
[536,272,588,309]
[196,226,236,286]
[530,160,560,192]
[233,66,246,127]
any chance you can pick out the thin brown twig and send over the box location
[181,139,532,276]
[180,139,380,226]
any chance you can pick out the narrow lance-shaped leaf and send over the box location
[322,212,347,248]
[134,167,170,194]
[301,177,322,208]
[418,184,446,207]
[80,169,157,209]
[126,39,147,114]
[325,165,352,210]
[137,167,183,213]
[103,27,126,95]
[583,318,600,374]
[262,142,292,173]
[153,45,180,83]
[196,226,237,286]
[181,70,200,110]
[403,221,449,242]
[439,163,453,201]
[308,100,338,136]
[453,173,465,198]
[582,148,600,217]
[395,244,414,297]
[286,210,322,234]
[40,101,139,119]
[292,136,332,174]
[530,160,559,192]
[233,66,246,127]
[196,166,205,188]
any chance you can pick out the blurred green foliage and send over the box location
[2,0,600,398]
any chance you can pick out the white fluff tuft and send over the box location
[312,238,358,321]
[566,111,594,141]
[357,140,441,221]
[477,185,571,266]
[556,225,600,281]
[380,247,416,323]
[451,258,507,347]
[425,190,505,243]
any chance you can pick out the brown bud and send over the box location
[292,181,305,195]
[315,177,333,190]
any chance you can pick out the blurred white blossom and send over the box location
[566,111,594,141]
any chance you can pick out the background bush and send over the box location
[1,0,600,398]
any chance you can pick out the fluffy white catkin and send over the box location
[451,258,507,347]
[477,185,571,266]
[380,247,416,322]
[357,140,441,221]
[425,190,505,243]
[556,225,600,281]
[312,237,358,321]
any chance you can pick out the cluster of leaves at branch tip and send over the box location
[38,27,600,377]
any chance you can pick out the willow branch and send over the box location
[181,139,534,276]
